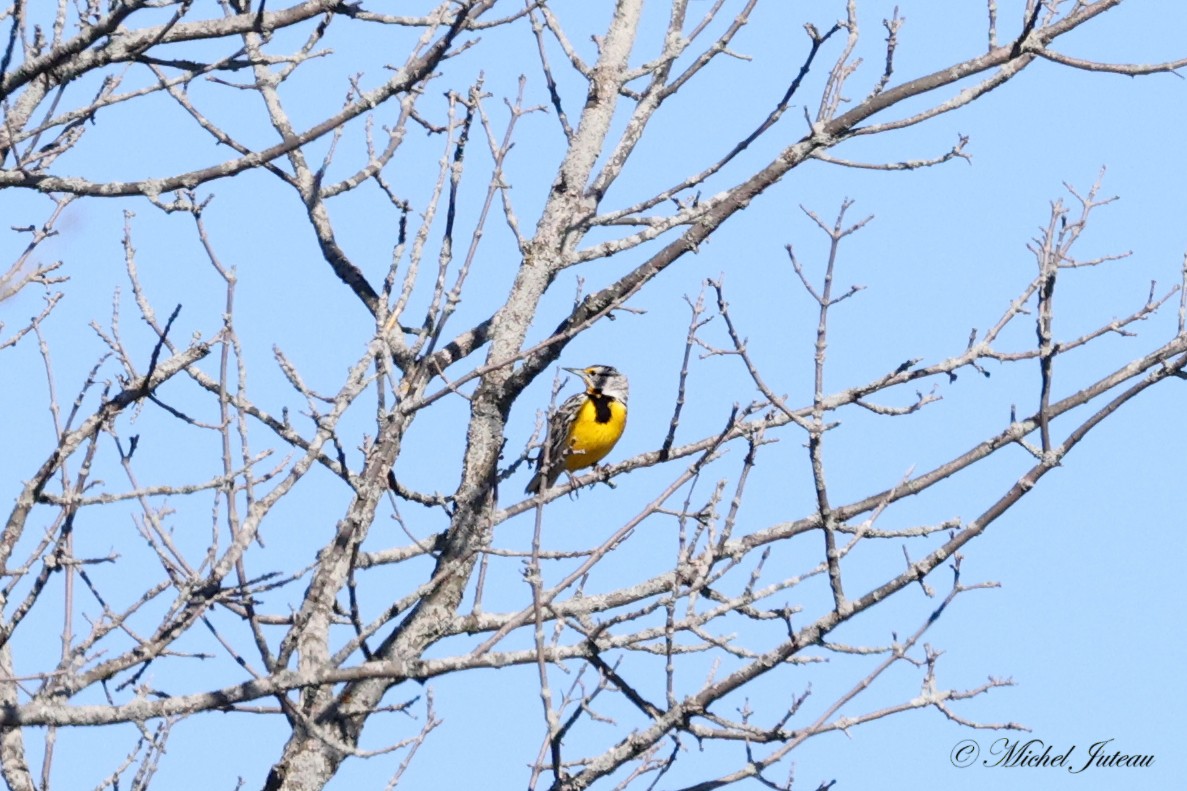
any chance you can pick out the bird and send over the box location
[525,364,629,494]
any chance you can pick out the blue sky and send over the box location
[1,2,1184,789]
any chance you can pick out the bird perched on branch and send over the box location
[525,365,629,494]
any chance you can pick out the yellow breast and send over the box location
[564,396,626,471]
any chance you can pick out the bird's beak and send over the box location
[562,366,591,385]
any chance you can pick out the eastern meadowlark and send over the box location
[525,365,629,494]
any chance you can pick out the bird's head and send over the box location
[564,364,629,403]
